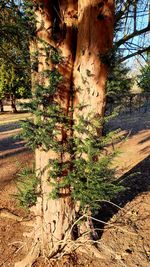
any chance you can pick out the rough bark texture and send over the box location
[15,1,114,265]
[34,0,78,257]
[15,2,77,266]
[72,0,114,238]
[73,0,114,118]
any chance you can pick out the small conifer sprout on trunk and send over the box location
[15,1,122,266]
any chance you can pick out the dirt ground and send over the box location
[0,111,150,267]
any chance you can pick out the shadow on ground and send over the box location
[0,122,29,160]
[96,155,150,236]
[0,122,21,133]
[106,111,150,137]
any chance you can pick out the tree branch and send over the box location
[119,45,150,62]
[115,25,150,48]
[115,0,131,23]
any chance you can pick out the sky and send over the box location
[116,0,150,69]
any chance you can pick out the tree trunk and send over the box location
[35,0,78,256]
[72,0,114,236]
[11,95,17,113]
[15,1,115,266]
[29,39,38,93]
[15,1,77,266]
[73,0,114,119]
[0,100,4,112]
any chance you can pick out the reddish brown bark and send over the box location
[34,0,78,257]
[15,1,78,266]
[15,1,115,265]
[73,0,114,118]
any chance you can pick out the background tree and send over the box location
[106,61,133,98]
[0,64,6,112]
[0,0,33,68]
[137,64,150,92]
[0,0,32,112]
[0,62,31,112]
[106,58,134,113]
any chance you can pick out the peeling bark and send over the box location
[35,0,78,257]
[15,2,78,265]
[15,1,115,265]
[73,0,114,118]
[72,0,114,237]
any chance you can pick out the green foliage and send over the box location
[137,64,150,93]
[20,68,65,151]
[0,0,32,103]
[0,64,6,100]
[49,115,124,214]
[49,47,63,64]
[106,61,133,99]
[20,42,123,215]
[0,62,31,100]
[99,49,116,68]
[38,39,63,65]
[21,94,124,214]
[15,165,38,209]
[0,1,32,68]
[99,50,133,102]
[105,56,133,114]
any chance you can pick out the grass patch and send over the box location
[0,112,32,125]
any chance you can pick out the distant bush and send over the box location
[137,64,150,93]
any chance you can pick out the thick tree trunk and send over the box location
[15,1,77,266]
[73,0,114,118]
[72,0,114,236]
[15,1,115,266]
[35,0,78,256]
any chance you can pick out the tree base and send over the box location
[15,242,40,267]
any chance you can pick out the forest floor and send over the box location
[0,111,150,267]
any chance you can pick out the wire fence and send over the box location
[106,93,150,115]
[1,94,150,114]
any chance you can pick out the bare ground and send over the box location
[0,111,150,267]
[0,113,34,267]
